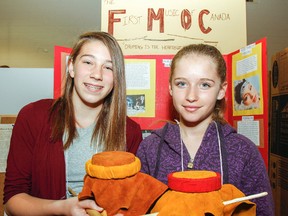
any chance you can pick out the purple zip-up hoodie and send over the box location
[136,122,274,216]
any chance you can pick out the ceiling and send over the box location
[1,0,288,68]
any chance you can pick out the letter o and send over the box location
[181,9,192,30]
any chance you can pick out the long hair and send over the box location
[170,44,227,124]
[50,31,127,151]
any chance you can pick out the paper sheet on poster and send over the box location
[0,124,13,172]
[237,116,260,146]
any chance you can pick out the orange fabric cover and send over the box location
[151,171,256,216]
[78,151,168,216]
[86,151,141,179]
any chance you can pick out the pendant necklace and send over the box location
[176,119,195,170]
[176,120,225,185]
[187,158,194,169]
[180,137,194,169]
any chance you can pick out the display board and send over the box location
[0,115,17,216]
[54,38,269,168]
[101,0,246,55]
[225,38,269,168]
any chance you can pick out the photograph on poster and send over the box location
[233,75,261,111]
[127,94,146,115]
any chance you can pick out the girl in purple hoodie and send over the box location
[136,44,274,216]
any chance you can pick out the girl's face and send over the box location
[68,40,114,108]
[242,82,259,106]
[169,54,226,125]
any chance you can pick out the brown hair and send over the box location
[170,44,227,124]
[50,31,127,151]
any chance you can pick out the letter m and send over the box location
[147,8,164,33]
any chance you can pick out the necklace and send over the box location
[179,137,194,169]
[175,120,224,185]
[187,158,194,169]
[176,119,195,171]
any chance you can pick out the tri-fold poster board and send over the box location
[54,37,269,168]
[0,115,17,216]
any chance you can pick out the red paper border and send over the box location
[226,38,268,168]
[54,46,72,98]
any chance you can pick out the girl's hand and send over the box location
[4,193,103,216]
[64,197,103,216]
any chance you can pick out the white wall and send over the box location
[246,0,288,69]
[0,68,53,114]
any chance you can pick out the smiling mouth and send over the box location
[84,83,103,91]
[183,105,199,112]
